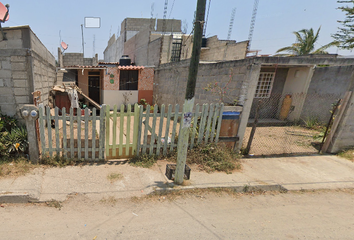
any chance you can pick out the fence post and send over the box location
[20,104,40,164]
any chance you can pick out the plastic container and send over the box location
[220,111,240,148]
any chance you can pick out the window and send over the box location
[170,38,182,62]
[254,72,275,98]
[119,70,138,90]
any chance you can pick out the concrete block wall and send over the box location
[156,19,181,32]
[200,36,248,61]
[328,91,354,153]
[63,53,84,66]
[154,60,250,107]
[104,35,124,62]
[301,65,354,123]
[0,26,56,118]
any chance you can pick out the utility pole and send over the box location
[175,0,206,185]
[81,24,85,57]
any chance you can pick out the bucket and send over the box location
[220,111,240,148]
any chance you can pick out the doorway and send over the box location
[88,72,100,105]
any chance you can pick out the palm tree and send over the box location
[276,27,337,56]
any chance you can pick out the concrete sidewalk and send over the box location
[1,155,354,203]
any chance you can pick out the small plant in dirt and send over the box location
[46,199,62,210]
[130,154,158,168]
[338,148,354,161]
[302,116,323,130]
[169,143,242,174]
[40,155,76,167]
[107,172,123,183]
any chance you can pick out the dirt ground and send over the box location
[243,126,322,156]
[1,190,354,239]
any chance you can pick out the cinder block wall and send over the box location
[0,26,56,117]
[154,60,249,107]
[301,65,354,123]
[63,53,84,66]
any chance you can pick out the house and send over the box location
[57,51,154,108]
[0,25,57,117]
[153,55,354,152]
[103,18,249,66]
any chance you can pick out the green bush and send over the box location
[0,112,28,158]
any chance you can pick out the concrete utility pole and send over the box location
[175,0,206,185]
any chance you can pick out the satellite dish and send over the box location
[0,3,9,22]
[61,41,68,50]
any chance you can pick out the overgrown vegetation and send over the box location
[130,154,158,168]
[0,111,29,158]
[130,143,241,174]
[338,148,354,161]
[40,155,77,167]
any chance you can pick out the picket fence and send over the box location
[38,103,224,161]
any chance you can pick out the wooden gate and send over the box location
[105,104,139,159]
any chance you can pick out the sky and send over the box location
[3,0,353,60]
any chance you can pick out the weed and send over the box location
[167,143,242,173]
[130,154,157,168]
[40,155,76,167]
[243,185,250,193]
[46,200,62,210]
[107,172,123,182]
[338,148,354,161]
[100,196,118,205]
[302,116,323,130]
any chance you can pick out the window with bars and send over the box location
[170,38,182,62]
[254,72,275,98]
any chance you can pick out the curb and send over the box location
[152,184,289,194]
[0,193,39,204]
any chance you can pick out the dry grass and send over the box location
[130,187,276,203]
[338,149,354,161]
[0,157,36,178]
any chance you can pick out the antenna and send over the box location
[151,2,154,19]
[227,8,236,40]
[81,24,85,57]
[0,3,10,40]
[162,0,168,34]
[203,0,212,36]
[93,34,95,57]
[248,0,259,50]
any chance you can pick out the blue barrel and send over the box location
[220,111,241,148]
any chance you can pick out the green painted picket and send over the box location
[38,105,106,161]
[105,103,139,159]
[38,103,223,160]
[137,103,224,156]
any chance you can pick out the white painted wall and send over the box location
[281,66,315,121]
[102,90,138,110]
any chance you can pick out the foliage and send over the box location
[0,112,28,157]
[338,148,354,161]
[332,0,354,49]
[169,143,242,173]
[276,27,337,56]
[302,116,322,129]
[204,69,238,106]
[130,154,158,168]
[40,155,76,167]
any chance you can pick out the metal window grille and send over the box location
[170,38,182,62]
[255,72,275,98]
